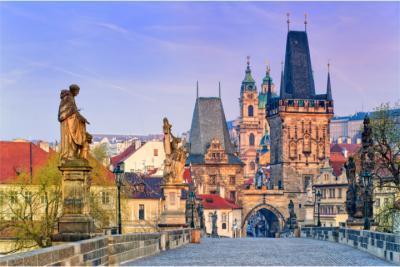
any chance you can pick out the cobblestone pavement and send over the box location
[125,237,393,266]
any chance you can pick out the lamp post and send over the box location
[316,190,322,227]
[113,162,124,235]
[361,171,371,230]
[189,191,195,228]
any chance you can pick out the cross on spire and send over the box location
[246,55,250,66]
[286,12,290,31]
[304,13,308,31]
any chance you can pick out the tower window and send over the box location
[249,133,255,146]
[248,105,254,117]
[139,204,145,220]
[250,161,256,170]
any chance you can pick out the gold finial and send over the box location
[286,12,290,31]
[246,55,250,66]
[266,59,270,74]
[304,13,308,31]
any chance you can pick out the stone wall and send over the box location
[0,229,192,266]
[301,227,399,264]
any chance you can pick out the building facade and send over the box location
[266,30,334,223]
[187,97,244,204]
[238,61,276,179]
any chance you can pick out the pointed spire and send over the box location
[196,80,199,99]
[218,81,221,98]
[279,60,284,98]
[267,76,272,110]
[242,56,256,92]
[326,61,332,101]
[286,12,290,32]
[304,13,308,32]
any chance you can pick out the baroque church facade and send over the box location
[238,59,277,180]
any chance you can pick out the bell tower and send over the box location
[238,57,263,180]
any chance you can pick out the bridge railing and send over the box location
[0,229,192,266]
[301,227,399,265]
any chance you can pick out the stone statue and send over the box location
[255,168,264,189]
[345,157,358,217]
[211,211,218,237]
[288,200,297,229]
[58,84,92,163]
[162,118,187,184]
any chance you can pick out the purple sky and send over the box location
[0,2,399,141]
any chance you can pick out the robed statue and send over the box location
[163,118,187,184]
[58,84,92,163]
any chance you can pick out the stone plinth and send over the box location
[159,183,188,229]
[346,218,375,230]
[53,159,95,242]
[303,202,315,226]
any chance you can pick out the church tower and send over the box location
[267,29,334,220]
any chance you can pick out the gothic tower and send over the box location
[267,29,334,219]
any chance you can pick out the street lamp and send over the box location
[316,190,322,227]
[361,171,372,230]
[189,190,196,228]
[113,162,124,235]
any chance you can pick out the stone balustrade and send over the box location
[0,229,192,266]
[301,227,399,264]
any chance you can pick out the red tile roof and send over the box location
[330,143,360,155]
[199,194,241,210]
[0,141,50,183]
[330,152,347,177]
[110,144,136,166]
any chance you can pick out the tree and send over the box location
[0,154,62,253]
[91,143,109,166]
[370,102,400,187]
[0,153,114,253]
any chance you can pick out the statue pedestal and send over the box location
[304,202,315,226]
[53,159,95,242]
[158,183,188,230]
[346,218,375,230]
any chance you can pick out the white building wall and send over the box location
[204,209,242,238]
[123,141,165,175]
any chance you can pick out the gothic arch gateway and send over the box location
[242,203,286,237]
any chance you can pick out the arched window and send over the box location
[248,105,254,117]
[249,133,255,146]
[250,161,256,170]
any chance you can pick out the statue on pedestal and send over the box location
[211,211,218,237]
[54,84,94,242]
[58,84,92,163]
[163,118,187,184]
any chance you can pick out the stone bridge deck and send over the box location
[126,237,392,266]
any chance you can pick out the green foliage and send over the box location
[91,143,109,164]
[370,102,400,186]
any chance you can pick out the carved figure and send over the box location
[255,168,264,189]
[211,211,218,237]
[58,84,91,162]
[162,118,187,184]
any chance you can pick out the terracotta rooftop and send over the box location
[110,144,136,166]
[199,194,241,210]
[330,143,360,155]
[0,141,50,183]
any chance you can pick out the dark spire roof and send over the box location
[241,57,256,92]
[282,31,316,99]
[279,61,284,98]
[188,97,235,156]
[326,64,332,101]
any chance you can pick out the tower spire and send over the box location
[286,12,290,32]
[196,80,199,99]
[304,13,308,32]
[219,81,221,98]
[279,61,284,97]
[326,61,332,101]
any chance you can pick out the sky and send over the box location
[0,1,399,142]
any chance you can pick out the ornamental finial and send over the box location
[327,60,331,73]
[304,13,308,32]
[287,12,290,31]
[246,55,250,66]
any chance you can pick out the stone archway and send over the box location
[242,203,286,237]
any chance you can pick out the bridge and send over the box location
[127,237,391,266]
[0,228,397,266]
